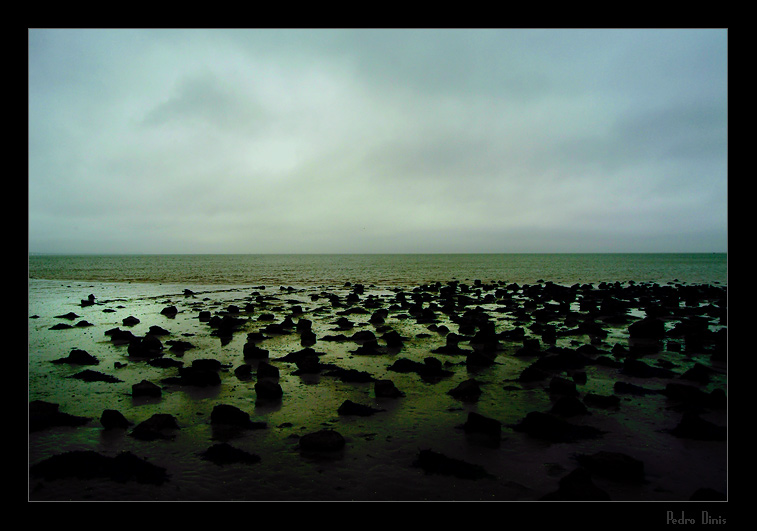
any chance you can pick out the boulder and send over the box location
[132,380,162,398]
[298,429,345,452]
[255,379,283,401]
[30,450,168,485]
[100,409,131,430]
[130,413,180,441]
[51,349,99,365]
[574,451,645,482]
[374,379,404,398]
[447,379,483,402]
[210,404,266,429]
[29,400,89,432]
[200,443,261,466]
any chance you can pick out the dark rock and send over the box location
[583,393,620,409]
[132,379,162,398]
[447,379,483,402]
[122,316,140,326]
[127,335,164,358]
[105,327,136,345]
[192,358,224,372]
[257,361,280,379]
[462,411,502,441]
[49,323,73,330]
[160,305,178,317]
[299,429,345,452]
[200,443,261,465]
[541,468,611,500]
[670,412,726,440]
[550,395,590,416]
[148,325,170,336]
[374,379,404,398]
[210,404,266,429]
[323,367,375,383]
[100,409,131,430]
[613,381,661,396]
[69,369,122,383]
[30,450,168,485]
[621,358,676,379]
[148,357,183,368]
[337,399,384,416]
[51,349,99,365]
[29,400,89,432]
[518,364,550,382]
[413,449,493,480]
[255,379,283,400]
[55,312,80,320]
[680,362,716,384]
[234,364,253,380]
[243,342,269,360]
[130,413,180,441]
[548,376,578,396]
[628,317,666,339]
[512,411,604,442]
[575,451,645,482]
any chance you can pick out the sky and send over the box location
[28,28,728,254]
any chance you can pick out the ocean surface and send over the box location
[28,253,727,289]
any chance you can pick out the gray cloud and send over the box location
[28,28,727,254]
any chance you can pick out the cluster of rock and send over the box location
[32,278,727,500]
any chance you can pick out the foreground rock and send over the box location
[298,429,346,452]
[30,450,168,485]
[512,411,604,442]
[413,449,493,480]
[130,413,180,441]
[200,443,261,465]
[29,400,89,432]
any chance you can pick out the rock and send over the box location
[583,393,620,409]
[30,450,168,485]
[614,381,660,396]
[337,399,384,416]
[29,400,89,432]
[548,376,578,396]
[127,335,164,358]
[210,404,266,429]
[55,312,80,320]
[148,325,170,336]
[69,369,122,383]
[105,327,136,345]
[374,379,404,398]
[512,411,604,442]
[447,379,483,402]
[549,395,590,416]
[130,413,180,441]
[100,409,131,430]
[299,429,345,452]
[575,451,645,482]
[132,379,162,398]
[49,323,73,330]
[257,361,280,379]
[541,468,611,500]
[323,367,375,383]
[51,349,99,365]
[200,443,261,466]
[160,305,178,317]
[670,412,726,440]
[192,358,224,372]
[122,316,140,326]
[243,342,269,360]
[413,449,493,480]
[621,358,676,379]
[462,412,502,441]
[255,379,283,401]
[628,317,666,339]
[234,364,253,380]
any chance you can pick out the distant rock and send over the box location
[132,379,162,398]
[337,399,384,416]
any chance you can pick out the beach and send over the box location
[28,267,727,502]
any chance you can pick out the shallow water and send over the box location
[28,271,727,502]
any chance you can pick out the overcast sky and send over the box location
[28,28,728,254]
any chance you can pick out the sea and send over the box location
[28,253,727,290]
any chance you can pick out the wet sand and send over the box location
[28,279,727,503]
